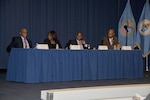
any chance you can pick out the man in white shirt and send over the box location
[101,29,121,49]
[7,28,32,52]
[65,32,87,49]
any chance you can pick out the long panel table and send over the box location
[6,48,143,83]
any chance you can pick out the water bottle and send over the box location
[114,45,116,50]
[56,44,59,49]
[87,44,90,49]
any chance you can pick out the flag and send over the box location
[135,0,150,57]
[118,0,136,47]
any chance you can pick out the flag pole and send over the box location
[146,56,149,71]
[126,0,130,46]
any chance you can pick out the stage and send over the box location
[1,70,150,100]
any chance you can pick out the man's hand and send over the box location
[116,44,122,48]
[81,40,86,45]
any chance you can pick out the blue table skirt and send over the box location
[6,48,143,83]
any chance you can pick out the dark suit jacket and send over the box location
[7,36,32,52]
[65,39,87,49]
[44,38,62,49]
[101,36,119,49]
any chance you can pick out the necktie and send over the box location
[79,41,83,49]
[24,38,27,48]
[109,38,113,46]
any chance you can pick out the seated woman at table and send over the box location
[44,31,62,49]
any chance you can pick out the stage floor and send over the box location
[0,71,150,100]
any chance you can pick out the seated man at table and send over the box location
[101,29,121,50]
[65,32,87,49]
[7,28,32,52]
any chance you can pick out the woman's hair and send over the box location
[48,30,57,40]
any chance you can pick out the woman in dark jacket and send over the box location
[44,31,62,49]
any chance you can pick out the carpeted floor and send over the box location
[0,70,150,100]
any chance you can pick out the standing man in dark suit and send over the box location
[65,32,87,49]
[7,28,32,52]
[101,29,121,49]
